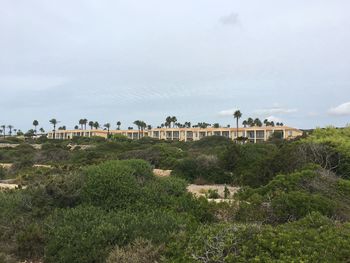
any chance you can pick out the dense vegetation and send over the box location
[0,127,349,262]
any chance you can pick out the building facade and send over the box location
[47,126,303,143]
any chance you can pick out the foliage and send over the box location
[236,168,350,222]
[106,238,161,263]
[173,154,230,184]
[178,212,350,262]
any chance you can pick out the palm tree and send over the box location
[78,119,84,130]
[83,119,88,130]
[104,123,111,136]
[233,110,242,138]
[171,116,177,128]
[74,125,79,130]
[7,125,13,136]
[33,120,39,135]
[39,127,45,134]
[49,119,58,139]
[88,121,94,130]
[242,120,248,128]
[117,121,121,130]
[147,125,152,130]
[140,121,147,137]
[165,116,172,128]
[133,120,141,139]
[247,117,254,127]
[254,118,262,127]
[1,125,5,138]
[93,121,100,130]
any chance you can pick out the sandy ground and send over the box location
[153,169,172,177]
[187,184,240,199]
[0,163,52,169]
[0,183,25,190]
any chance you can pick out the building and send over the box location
[47,126,303,143]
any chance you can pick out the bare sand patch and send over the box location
[187,184,240,199]
[153,169,172,177]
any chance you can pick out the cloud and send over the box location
[218,108,238,116]
[254,107,297,115]
[219,12,239,26]
[328,102,350,116]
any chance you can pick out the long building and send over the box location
[47,126,303,143]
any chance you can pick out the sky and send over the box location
[0,0,350,132]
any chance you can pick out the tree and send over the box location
[7,125,13,136]
[93,122,100,130]
[242,120,248,128]
[134,120,141,139]
[171,116,177,128]
[247,117,254,127]
[74,125,79,130]
[213,123,220,128]
[49,119,58,139]
[78,119,84,130]
[33,120,39,135]
[88,121,94,130]
[117,121,121,130]
[165,116,172,128]
[1,125,5,138]
[234,110,242,140]
[104,123,111,136]
[254,118,262,127]
[39,127,45,134]
[82,119,88,130]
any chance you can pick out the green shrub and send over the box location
[175,213,350,262]
[207,189,220,199]
[106,238,161,263]
[45,206,194,263]
[82,160,144,210]
[173,155,230,184]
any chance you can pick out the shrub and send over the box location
[106,238,161,263]
[45,206,194,263]
[82,160,144,210]
[173,155,230,184]
[177,213,350,262]
[207,189,220,199]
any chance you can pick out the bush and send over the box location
[207,189,220,199]
[82,160,146,210]
[236,168,350,222]
[106,238,161,263]
[175,213,350,262]
[173,155,230,184]
[45,206,194,263]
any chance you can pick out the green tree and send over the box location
[88,121,94,130]
[1,125,5,138]
[117,121,121,130]
[93,121,100,130]
[32,120,39,135]
[7,125,13,136]
[49,119,58,139]
[104,123,111,136]
[234,110,242,140]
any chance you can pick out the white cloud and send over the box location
[218,108,238,117]
[254,107,297,115]
[328,102,350,116]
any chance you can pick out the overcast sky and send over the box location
[1,0,350,131]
